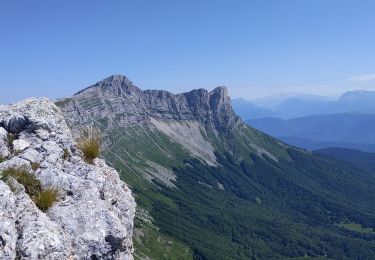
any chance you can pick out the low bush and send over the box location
[77,128,101,164]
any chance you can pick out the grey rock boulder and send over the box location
[2,114,29,134]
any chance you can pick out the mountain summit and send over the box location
[61,75,240,133]
[56,75,375,259]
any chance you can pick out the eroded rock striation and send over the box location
[56,75,251,167]
[0,99,136,260]
[57,75,242,132]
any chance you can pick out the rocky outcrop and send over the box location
[0,99,136,259]
[55,75,279,166]
[57,75,242,132]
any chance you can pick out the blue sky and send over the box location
[1,0,375,103]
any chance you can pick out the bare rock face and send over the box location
[57,75,242,132]
[56,75,251,166]
[0,99,136,260]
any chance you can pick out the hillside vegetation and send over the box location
[57,75,375,259]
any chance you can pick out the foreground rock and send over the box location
[0,99,136,259]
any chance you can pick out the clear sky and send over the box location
[1,0,375,104]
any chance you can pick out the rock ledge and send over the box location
[0,98,135,260]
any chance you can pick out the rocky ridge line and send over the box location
[0,98,135,259]
[58,75,243,132]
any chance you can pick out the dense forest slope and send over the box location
[57,75,375,259]
[316,147,375,173]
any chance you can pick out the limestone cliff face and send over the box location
[58,75,242,132]
[0,99,136,260]
[57,75,281,167]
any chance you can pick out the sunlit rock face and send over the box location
[56,75,248,167]
[58,75,242,131]
[0,98,136,260]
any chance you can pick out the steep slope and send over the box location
[57,75,375,259]
[0,99,135,259]
[247,114,375,152]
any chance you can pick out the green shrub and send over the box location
[78,128,101,164]
[2,167,42,197]
[34,188,59,212]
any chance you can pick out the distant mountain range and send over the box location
[233,90,375,119]
[235,90,375,152]
[247,114,375,152]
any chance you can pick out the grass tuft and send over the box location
[34,187,59,212]
[0,173,19,194]
[2,167,42,197]
[31,162,40,171]
[7,133,15,151]
[63,148,70,160]
[1,167,59,211]
[78,128,101,164]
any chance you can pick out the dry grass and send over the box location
[63,148,70,160]
[34,187,59,212]
[31,162,40,171]
[1,167,59,211]
[7,133,15,150]
[77,128,101,164]
[2,167,42,197]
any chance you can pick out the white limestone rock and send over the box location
[19,148,44,163]
[0,127,10,158]
[0,182,17,260]
[0,98,136,259]
[0,157,30,172]
[12,139,30,152]
[36,129,50,141]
